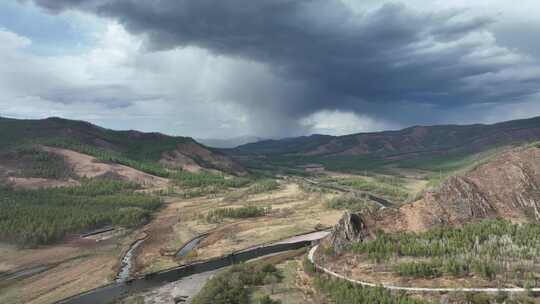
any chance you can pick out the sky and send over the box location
[1,0,540,139]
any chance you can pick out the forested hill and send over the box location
[0,116,245,177]
[0,116,191,157]
[232,116,540,160]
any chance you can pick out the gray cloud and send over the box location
[22,0,540,136]
[41,85,158,108]
[494,24,540,58]
[19,0,99,12]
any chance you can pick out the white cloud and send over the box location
[0,24,258,138]
[301,110,399,136]
[0,29,31,50]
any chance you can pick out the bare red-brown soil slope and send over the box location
[160,141,247,175]
[391,145,540,231]
[0,146,169,189]
[46,146,169,187]
[328,145,540,249]
[0,117,246,189]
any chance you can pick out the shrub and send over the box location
[348,219,540,285]
[394,261,442,278]
[472,260,498,280]
[4,147,73,179]
[206,206,270,222]
[313,274,429,304]
[259,295,281,304]
[247,179,280,194]
[442,259,470,277]
[333,177,409,203]
[223,190,246,202]
[465,293,491,304]
[193,263,283,304]
[192,271,249,304]
[171,171,250,188]
[303,256,317,274]
[326,194,367,211]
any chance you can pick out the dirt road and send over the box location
[308,245,540,293]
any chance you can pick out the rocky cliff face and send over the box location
[326,211,370,254]
[327,145,540,249]
[418,145,540,226]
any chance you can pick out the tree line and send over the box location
[45,140,171,177]
[0,179,160,247]
[206,206,271,223]
[349,219,540,285]
[1,147,73,179]
[313,273,429,304]
[171,170,250,188]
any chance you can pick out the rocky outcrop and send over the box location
[422,146,540,225]
[388,145,540,231]
[425,176,496,224]
[326,145,540,250]
[327,212,370,254]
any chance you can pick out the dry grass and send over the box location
[6,177,79,190]
[0,238,125,304]
[134,182,342,273]
[0,180,341,303]
[42,146,169,188]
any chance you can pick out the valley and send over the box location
[2,116,540,304]
[6,0,540,302]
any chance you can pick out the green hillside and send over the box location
[231,116,540,174]
[0,116,238,177]
[0,116,190,159]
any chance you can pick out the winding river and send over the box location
[56,230,329,304]
[116,238,146,283]
[176,235,207,258]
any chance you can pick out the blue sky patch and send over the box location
[0,1,104,55]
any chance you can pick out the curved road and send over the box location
[302,178,392,209]
[308,245,540,293]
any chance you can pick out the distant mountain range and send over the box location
[233,116,540,160]
[2,115,540,178]
[197,135,268,148]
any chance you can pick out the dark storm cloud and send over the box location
[19,0,99,12]
[25,0,540,131]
